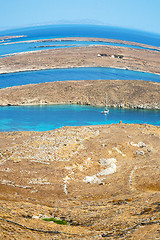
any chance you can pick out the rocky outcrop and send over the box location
[110,102,160,109]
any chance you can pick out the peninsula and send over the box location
[0,43,160,74]
[0,80,160,109]
[0,35,25,41]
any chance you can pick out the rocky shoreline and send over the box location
[0,80,160,109]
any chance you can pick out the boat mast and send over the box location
[105,93,108,109]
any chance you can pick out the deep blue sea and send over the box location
[0,25,160,131]
[0,24,160,57]
[1,24,160,46]
[0,67,160,89]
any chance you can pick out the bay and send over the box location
[0,105,160,132]
[0,25,159,131]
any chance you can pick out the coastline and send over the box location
[2,36,160,51]
[0,35,160,239]
[0,35,26,41]
[0,43,160,75]
[0,80,160,109]
[0,38,159,109]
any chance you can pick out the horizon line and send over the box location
[0,23,160,36]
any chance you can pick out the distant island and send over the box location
[0,35,26,41]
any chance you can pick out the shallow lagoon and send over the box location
[0,105,160,132]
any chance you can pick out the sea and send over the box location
[1,24,160,46]
[0,24,160,57]
[0,24,160,131]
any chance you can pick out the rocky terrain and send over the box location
[0,124,160,239]
[0,79,160,109]
[0,44,160,74]
[0,37,159,239]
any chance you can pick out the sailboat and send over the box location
[101,93,109,115]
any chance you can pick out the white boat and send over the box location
[101,93,109,115]
[103,107,109,115]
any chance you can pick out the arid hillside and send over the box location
[0,124,159,239]
[0,80,160,109]
[0,44,160,74]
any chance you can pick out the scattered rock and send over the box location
[136,151,145,156]
[83,175,103,185]
[98,158,116,166]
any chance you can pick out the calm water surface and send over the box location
[1,25,160,46]
[0,105,160,132]
[0,24,160,57]
[0,25,159,131]
[0,67,160,89]
[0,40,157,58]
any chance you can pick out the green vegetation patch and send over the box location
[42,217,68,225]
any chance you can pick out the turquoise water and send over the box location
[0,67,160,89]
[0,25,159,131]
[0,105,160,132]
[0,40,158,58]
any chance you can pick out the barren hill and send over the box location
[0,124,159,239]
